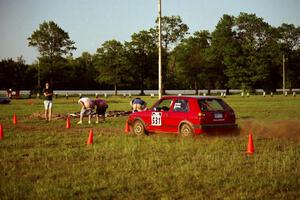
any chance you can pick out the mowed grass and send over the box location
[0,95,299,199]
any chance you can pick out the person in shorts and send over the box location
[130,98,147,112]
[77,97,93,124]
[43,82,53,121]
[92,99,108,123]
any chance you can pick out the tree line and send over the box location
[1,13,300,95]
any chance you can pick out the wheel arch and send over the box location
[178,120,194,133]
[132,117,146,126]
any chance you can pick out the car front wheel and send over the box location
[180,124,194,137]
[133,120,146,136]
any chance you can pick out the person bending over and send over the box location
[92,99,108,123]
[130,98,147,112]
[77,97,93,124]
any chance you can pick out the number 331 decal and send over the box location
[151,112,162,126]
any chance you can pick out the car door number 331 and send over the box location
[151,112,162,126]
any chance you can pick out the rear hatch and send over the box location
[198,98,235,125]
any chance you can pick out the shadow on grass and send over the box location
[202,127,241,138]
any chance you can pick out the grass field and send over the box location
[0,95,299,199]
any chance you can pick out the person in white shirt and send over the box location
[77,97,93,124]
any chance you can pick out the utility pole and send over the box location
[38,59,40,89]
[158,0,162,99]
[283,54,285,94]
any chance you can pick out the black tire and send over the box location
[133,120,146,136]
[180,123,194,137]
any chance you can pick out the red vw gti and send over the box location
[126,96,238,136]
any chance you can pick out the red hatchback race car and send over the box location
[126,96,238,136]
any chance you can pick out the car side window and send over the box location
[173,99,189,112]
[154,99,173,111]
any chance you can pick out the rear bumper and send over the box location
[193,123,238,134]
[201,123,238,129]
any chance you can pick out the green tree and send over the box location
[277,23,300,89]
[224,13,273,91]
[159,16,189,52]
[28,21,76,85]
[207,14,236,93]
[125,30,158,95]
[152,16,189,90]
[278,23,300,52]
[0,57,35,90]
[171,31,211,94]
[70,52,99,89]
[94,40,129,95]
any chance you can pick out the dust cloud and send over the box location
[239,119,300,139]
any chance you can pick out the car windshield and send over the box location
[198,99,226,111]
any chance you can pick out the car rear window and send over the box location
[198,99,226,111]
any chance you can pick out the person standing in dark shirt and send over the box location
[43,82,53,121]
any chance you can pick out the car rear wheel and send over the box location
[180,123,194,137]
[133,120,146,136]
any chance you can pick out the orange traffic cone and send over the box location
[86,129,93,145]
[124,119,130,133]
[247,131,255,154]
[13,113,17,125]
[0,124,3,140]
[66,116,71,129]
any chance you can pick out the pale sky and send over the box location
[0,0,299,64]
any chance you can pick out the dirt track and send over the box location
[28,110,132,120]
